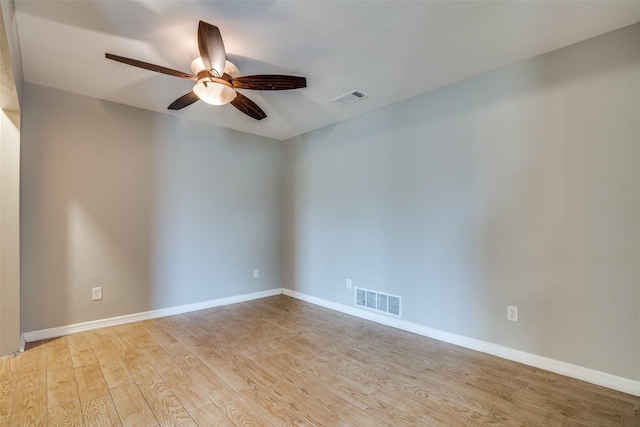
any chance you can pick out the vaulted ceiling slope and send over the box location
[14,1,640,140]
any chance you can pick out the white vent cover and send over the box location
[333,90,368,106]
[355,287,401,318]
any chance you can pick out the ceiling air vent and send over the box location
[355,287,401,318]
[333,90,368,106]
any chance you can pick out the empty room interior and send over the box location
[1,1,639,426]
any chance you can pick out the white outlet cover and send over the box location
[346,279,352,289]
[253,269,259,278]
[92,287,103,301]
[507,305,519,322]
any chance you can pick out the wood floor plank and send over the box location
[110,382,158,427]
[268,380,347,426]
[246,341,315,373]
[275,366,352,414]
[9,370,46,426]
[277,333,330,362]
[194,335,240,361]
[207,362,257,392]
[46,337,70,364]
[164,342,206,372]
[47,364,79,408]
[246,349,300,378]
[509,382,633,426]
[87,330,119,360]
[506,399,594,427]
[372,385,450,425]
[386,369,496,416]
[434,358,530,393]
[336,345,416,379]
[141,346,183,375]
[365,399,427,427]
[81,395,122,427]
[338,405,393,427]
[302,359,378,410]
[165,333,227,370]
[143,323,179,348]
[6,296,638,426]
[160,368,211,411]
[121,348,161,385]
[188,402,235,426]
[96,353,133,389]
[46,336,80,408]
[327,353,395,387]
[109,324,157,356]
[372,385,484,427]
[348,340,426,374]
[10,416,46,427]
[75,363,109,402]
[518,369,638,414]
[488,406,554,427]
[0,356,18,423]
[48,400,83,427]
[415,365,517,412]
[184,365,236,406]
[18,350,46,378]
[138,378,193,427]
[68,333,97,368]
[216,392,275,427]
[442,345,536,377]
[227,354,280,389]
[239,384,315,427]
[310,356,378,393]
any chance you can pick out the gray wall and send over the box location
[21,83,283,332]
[282,24,640,380]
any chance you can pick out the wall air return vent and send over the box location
[333,90,368,106]
[355,287,401,318]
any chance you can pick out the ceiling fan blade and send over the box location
[106,53,196,81]
[168,91,200,110]
[231,93,267,120]
[232,75,307,90]
[198,21,226,77]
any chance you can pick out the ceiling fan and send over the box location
[106,21,307,120]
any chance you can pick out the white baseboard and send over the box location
[21,288,283,343]
[282,289,640,397]
[21,287,639,396]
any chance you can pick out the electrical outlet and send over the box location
[253,269,259,278]
[92,287,103,301]
[346,279,352,289]
[507,305,518,322]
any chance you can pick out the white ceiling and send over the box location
[14,1,640,141]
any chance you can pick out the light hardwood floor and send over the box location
[1,295,638,426]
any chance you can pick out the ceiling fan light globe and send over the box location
[192,57,239,78]
[190,57,206,75]
[224,60,240,78]
[193,78,237,105]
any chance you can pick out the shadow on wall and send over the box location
[20,84,283,333]
[20,92,157,330]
